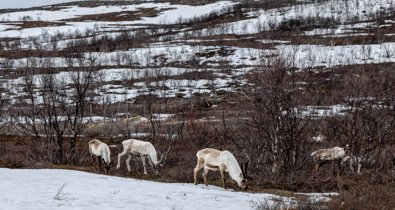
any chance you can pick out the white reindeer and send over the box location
[88,139,113,175]
[193,148,249,190]
[116,139,169,175]
[311,144,351,178]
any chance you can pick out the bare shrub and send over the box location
[232,57,318,183]
[276,17,339,31]
[331,69,395,174]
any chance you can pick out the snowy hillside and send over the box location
[0,168,331,210]
[0,0,80,9]
[0,0,394,109]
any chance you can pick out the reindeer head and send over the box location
[342,144,352,156]
[154,146,171,174]
[104,159,114,175]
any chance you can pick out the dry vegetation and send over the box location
[63,8,165,22]
[1,61,394,209]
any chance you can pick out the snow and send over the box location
[0,0,394,107]
[0,6,138,22]
[0,1,234,38]
[0,44,265,68]
[0,0,392,40]
[1,0,389,41]
[3,39,394,105]
[0,168,328,210]
[201,0,394,35]
[277,42,395,69]
[0,0,79,9]
[0,2,233,23]
[133,1,236,25]
[3,41,395,71]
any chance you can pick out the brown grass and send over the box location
[327,175,395,210]
[16,21,66,29]
[63,8,166,22]
[1,114,395,209]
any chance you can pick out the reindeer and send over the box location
[193,148,250,190]
[88,139,114,175]
[311,144,351,178]
[116,139,170,175]
[350,144,395,174]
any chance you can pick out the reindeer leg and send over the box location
[219,165,227,189]
[147,156,155,170]
[194,158,204,185]
[203,167,209,186]
[331,160,341,178]
[357,158,362,174]
[98,156,102,174]
[193,167,201,185]
[331,160,336,178]
[349,157,355,173]
[333,160,340,178]
[103,158,109,175]
[313,163,321,179]
[311,163,318,179]
[91,155,96,168]
[126,154,132,173]
[337,161,341,177]
[116,148,128,170]
[141,155,148,175]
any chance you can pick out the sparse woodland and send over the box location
[0,0,395,209]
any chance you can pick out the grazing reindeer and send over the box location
[350,145,395,174]
[88,139,113,175]
[311,144,351,178]
[116,139,170,175]
[193,148,250,190]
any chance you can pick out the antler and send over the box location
[159,146,171,166]
[240,162,246,179]
[240,160,251,180]
[241,151,251,180]
[244,160,249,179]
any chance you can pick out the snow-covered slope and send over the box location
[0,0,80,9]
[0,168,331,210]
[0,168,280,210]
